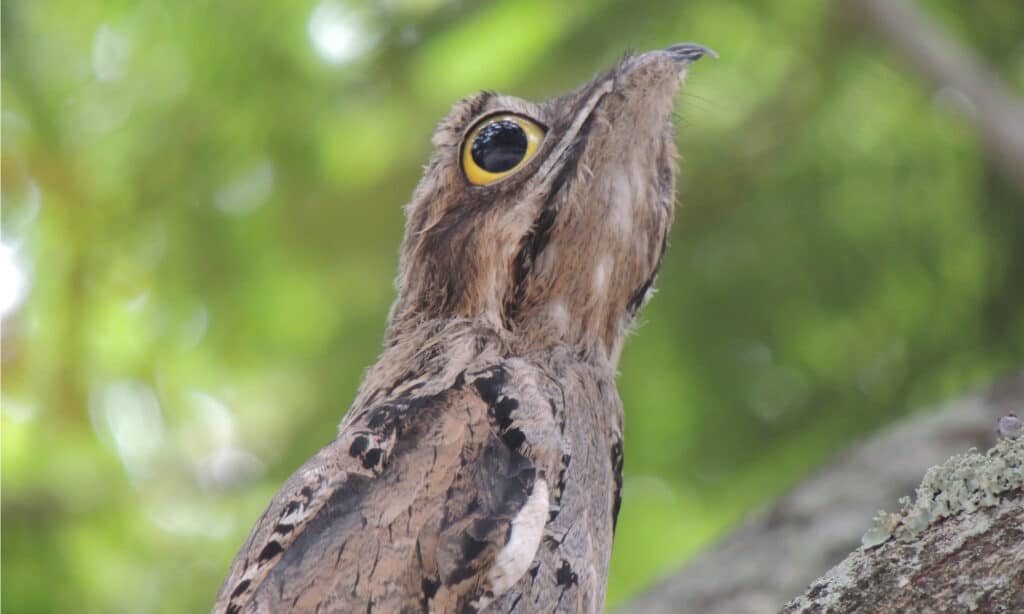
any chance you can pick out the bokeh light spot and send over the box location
[90,380,165,481]
[307,1,377,65]
[92,24,132,82]
[214,159,275,215]
[0,242,29,318]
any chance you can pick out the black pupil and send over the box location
[471,120,528,173]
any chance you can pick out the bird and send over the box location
[213,42,714,614]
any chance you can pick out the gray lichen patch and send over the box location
[862,435,1024,548]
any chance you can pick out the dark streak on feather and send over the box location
[556,560,578,586]
[611,438,624,531]
[257,541,283,562]
[229,580,251,599]
[472,367,507,406]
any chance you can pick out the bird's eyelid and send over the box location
[461,111,548,141]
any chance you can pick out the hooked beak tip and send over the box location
[666,42,719,64]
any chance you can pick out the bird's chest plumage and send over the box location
[213,338,625,614]
[479,354,625,613]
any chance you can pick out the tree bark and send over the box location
[783,436,1023,612]
[622,370,1024,613]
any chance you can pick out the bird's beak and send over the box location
[666,42,719,65]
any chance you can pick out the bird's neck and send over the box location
[346,315,620,423]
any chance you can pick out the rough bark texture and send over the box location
[622,370,1024,614]
[784,436,1023,613]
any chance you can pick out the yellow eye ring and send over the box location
[461,114,545,186]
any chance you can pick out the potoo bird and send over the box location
[214,43,714,613]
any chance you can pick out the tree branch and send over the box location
[784,435,1023,612]
[622,370,1024,613]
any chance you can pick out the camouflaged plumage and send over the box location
[214,43,713,614]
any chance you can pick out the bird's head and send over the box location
[389,43,714,364]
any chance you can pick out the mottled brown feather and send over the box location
[214,44,712,613]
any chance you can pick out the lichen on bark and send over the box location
[861,434,1024,547]
[785,434,1024,613]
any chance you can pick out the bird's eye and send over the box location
[462,114,545,186]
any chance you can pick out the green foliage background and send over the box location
[3,1,1023,611]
